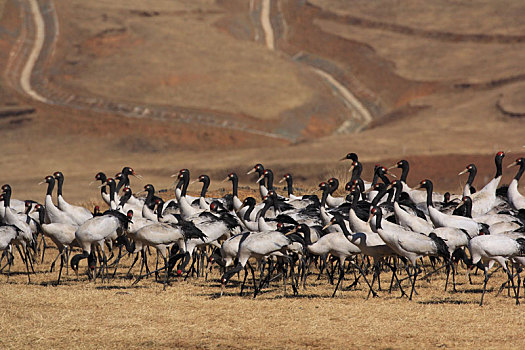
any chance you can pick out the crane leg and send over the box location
[516,268,521,305]
[445,262,451,292]
[506,268,518,305]
[23,247,31,284]
[480,269,489,306]
[126,252,139,277]
[332,261,345,298]
[247,262,258,298]
[239,266,248,296]
[409,265,418,301]
[163,256,169,291]
[57,249,65,285]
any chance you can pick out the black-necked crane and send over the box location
[131,211,206,289]
[369,206,450,300]
[247,163,268,199]
[459,151,505,217]
[33,204,77,284]
[92,172,111,206]
[223,172,245,214]
[458,163,478,197]
[0,190,33,283]
[115,166,142,194]
[0,223,19,279]
[0,184,25,220]
[220,230,297,298]
[71,210,131,282]
[469,234,525,305]
[296,217,375,298]
[190,174,211,210]
[507,157,525,210]
[279,173,301,200]
[53,171,92,225]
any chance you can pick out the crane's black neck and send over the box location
[97,173,107,195]
[265,170,274,191]
[378,171,390,186]
[320,186,330,207]
[259,197,273,219]
[285,176,294,196]
[37,206,45,225]
[495,154,504,178]
[392,182,403,203]
[385,187,395,203]
[116,173,129,193]
[370,184,387,207]
[298,225,312,246]
[460,198,473,218]
[423,181,434,208]
[2,189,10,208]
[335,217,351,237]
[157,200,165,221]
[108,181,116,203]
[144,185,155,206]
[46,178,55,197]
[350,161,363,183]
[329,179,339,195]
[230,174,238,197]
[56,175,64,197]
[200,176,210,198]
[399,161,409,183]
[466,165,477,186]
[374,209,383,230]
[243,200,255,221]
[515,161,525,181]
[119,190,131,208]
[350,189,360,210]
[180,173,190,197]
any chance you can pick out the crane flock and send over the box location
[2,152,525,305]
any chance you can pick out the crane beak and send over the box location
[458,169,468,175]
[278,177,286,184]
[222,176,229,183]
[189,179,198,185]
[170,173,178,178]
[367,213,374,223]
[234,203,246,213]
[256,174,265,184]
[348,164,355,173]
[386,183,393,190]
[388,164,397,170]
[38,181,45,185]
[507,162,518,168]
[339,157,347,161]
[134,190,146,195]
[247,168,256,175]
[285,226,299,236]
[88,181,96,186]
[363,187,373,194]
[97,182,107,188]
[385,170,397,178]
[322,222,333,230]
[455,201,465,210]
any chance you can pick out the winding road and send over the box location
[7,0,291,141]
[257,0,372,132]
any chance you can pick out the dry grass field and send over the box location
[1,233,525,350]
